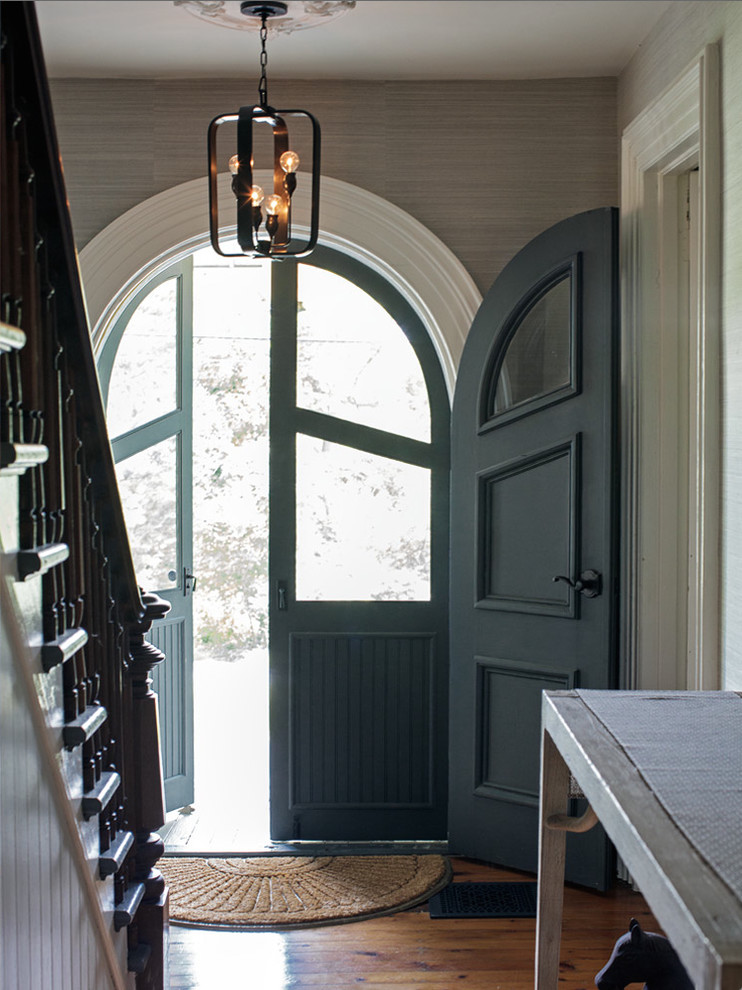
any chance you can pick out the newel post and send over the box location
[127,590,170,990]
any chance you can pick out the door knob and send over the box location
[552,569,602,598]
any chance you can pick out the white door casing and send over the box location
[621,46,721,690]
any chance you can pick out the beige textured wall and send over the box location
[618,1,742,688]
[48,77,617,295]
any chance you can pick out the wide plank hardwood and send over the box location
[168,857,659,989]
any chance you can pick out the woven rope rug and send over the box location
[159,854,451,930]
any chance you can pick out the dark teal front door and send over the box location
[269,248,451,841]
[98,260,195,812]
[448,209,619,889]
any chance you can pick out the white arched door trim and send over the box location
[79,173,481,396]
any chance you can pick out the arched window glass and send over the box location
[296,265,430,442]
[484,265,577,426]
[99,246,445,635]
[106,278,179,437]
[115,436,179,591]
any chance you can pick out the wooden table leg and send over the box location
[535,726,571,990]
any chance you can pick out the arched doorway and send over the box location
[86,176,479,848]
[98,240,452,846]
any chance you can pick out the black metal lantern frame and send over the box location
[207,2,321,259]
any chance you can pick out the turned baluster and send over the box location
[66,421,86,631]
[40,280,69,641]
[1,68,26,452]
[16,109,45,554]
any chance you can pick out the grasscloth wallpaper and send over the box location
[48,76,617,295]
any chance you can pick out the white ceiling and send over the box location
[35,0,674,81]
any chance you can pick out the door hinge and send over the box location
[277,579,288,610]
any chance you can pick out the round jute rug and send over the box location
[159,854,451,930]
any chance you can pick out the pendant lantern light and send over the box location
[207,1,320,258]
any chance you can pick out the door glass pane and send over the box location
[297,265,430,442]
[115,436,178,591]
[192,250,271,659]
[296,435,430,602]
[107,279,179,438]
[493,273,572,415]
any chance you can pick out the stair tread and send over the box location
[114,881,145,931]
[99,829,134,878]
[62,703,107,749]
[0,320,26,352]
[127,941,151,973]
[16,542,69,581]
[41,627,88,671]
[82,770,120,820]
[0,441,49,475]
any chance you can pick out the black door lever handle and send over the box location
[552,569,602,598]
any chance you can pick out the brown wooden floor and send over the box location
[167,857,660,989]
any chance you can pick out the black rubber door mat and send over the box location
[428,882,537,918]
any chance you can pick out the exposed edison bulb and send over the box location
[249,185,265,206]
[279,150,300,174]
[228,154,240,175]
[265,194,284,216]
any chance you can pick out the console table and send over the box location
[536,690,742,990]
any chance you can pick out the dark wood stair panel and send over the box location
[82,770,121,821]
[15,542,69,581]
[62,703,107,749]
[114,882,145,931]
[0,441,49,475]
[0,321,26,352]
[41,627,88,672]
[99,829,134,880]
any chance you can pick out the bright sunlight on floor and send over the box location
[164,651,270,852]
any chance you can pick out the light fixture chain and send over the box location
[258,12,269,107]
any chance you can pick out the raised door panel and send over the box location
[289,633,435,809]
[149,616,193,810]
[477,437,580,616]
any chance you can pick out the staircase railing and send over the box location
[1,3,169,986]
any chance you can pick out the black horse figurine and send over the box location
[595,918,694,989]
